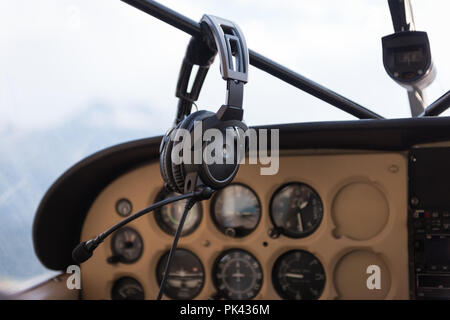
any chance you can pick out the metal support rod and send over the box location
[407,89,425,118]
[249,51,383,119]
[388,0,415,32]
[122,0,201,36]
[121,0,384,120]
[420,90,450,117]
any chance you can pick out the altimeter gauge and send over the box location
[272,250,326,300]
[270,182,323,238]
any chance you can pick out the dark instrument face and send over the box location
[213,249,263,300]
[272,250,326,300]
[270,183,323,238]
[111,277,145,300]
[115,198,133,217]
[211,184,261,238]
[156,249,205,300]
[154,190,203,237]
[110,227,143,263]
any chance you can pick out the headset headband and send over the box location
[174,14,249,124]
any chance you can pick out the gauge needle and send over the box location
[297,212,304,233]
[125,231,134,243]
[285,273,304,279]
[299,200,308,210]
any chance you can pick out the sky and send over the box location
[0,0,449,134]
[0,0,449,287]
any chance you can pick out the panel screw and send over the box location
[411,197,419,206]
[225,228,236,238]
[268,228,280,239]
[202,240,210,247]
[389,165,399,173]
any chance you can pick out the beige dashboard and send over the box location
[80,150,409,300]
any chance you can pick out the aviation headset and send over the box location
[71,15,250,272]
[159,15,249,194]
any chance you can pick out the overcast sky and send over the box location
[0,0,449,136]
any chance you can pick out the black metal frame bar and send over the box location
[420,91,450,117]
[388,0,415,32]
[121,0,384,120]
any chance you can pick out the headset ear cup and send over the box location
[159,132,179,192]
[171,154,185,194]
[171,110,214,193]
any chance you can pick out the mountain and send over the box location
[0,101,167,290]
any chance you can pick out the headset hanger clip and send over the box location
[175,14,249,124]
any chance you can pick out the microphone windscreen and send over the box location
[72,242,93,264]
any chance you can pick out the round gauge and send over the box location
[272,250,326,300]
[111,277,145,300]
[270,182,323,238]
[211,184,261,238]
[110,227,143,263]
[115,198,133,217]
[213,249,263,300]
[156,248,205,300]
[154,189,203,236]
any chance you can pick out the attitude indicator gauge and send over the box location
[211,184,261,237]
[156,249,205,300]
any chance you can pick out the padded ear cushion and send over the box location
[171,110,215,193]
[159,129,179,192]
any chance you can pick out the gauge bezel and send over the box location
[110,227,144,264]
[210,183,262,238]
[111,276,145,300]
[269,182,324,238]
[271,249,326,300]
[212,248,264,300]
[155,248,205,300]
[153,188,203,237]
[115,198,133,217]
